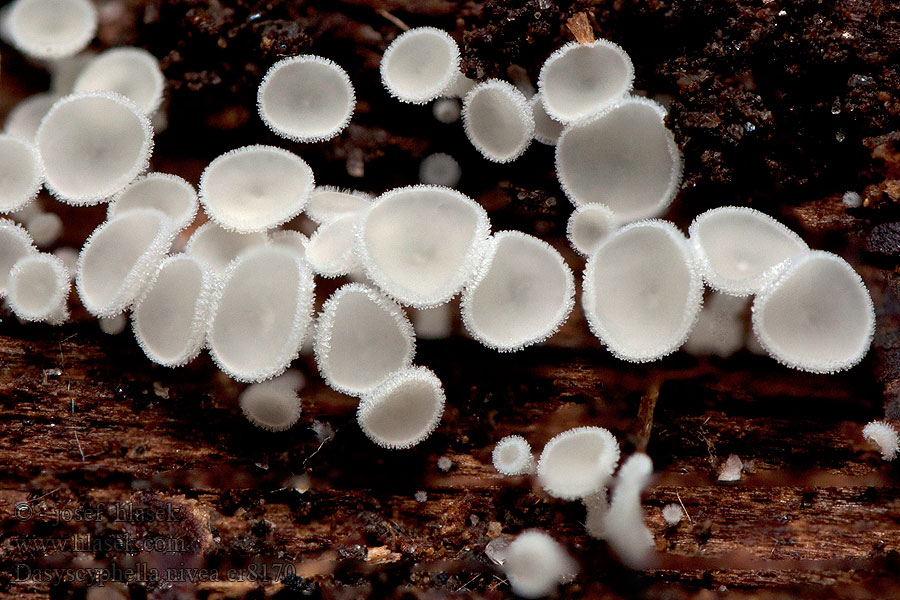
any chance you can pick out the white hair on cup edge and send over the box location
[556,97,681,222]
[185,221,268,278]
[258,55,355,143]
[461,230,574,352]
[268,229,308,258]
[862,420,899,461]
[3,92,58,143]
[354,185,491,308]
[7,252,70,324]
[380,26,461,104]
[432,97,461,124]
[132,254,215,367]
[314,282,416,396]
[419,152,461,188]
[600,453,655,569]
[582,219,703,362]
[0,219,37,296]
[5,0,97,60]
[751,250,875,373]
[207,244,315,382]
[502,529,577,599]
[25,212,63,248]
[356,366,445,449]
[536,426,620,500]
[305,214,360,278]
[530,93,564,146]
[0,134,43,214]
[108,173,198,232]
[683,291,749,358]
[239,369,305,431]
[661,503,683,526]
[75,208,175,318]
[36,91,154,205]
[688,206,809,296]
[306,186,372,225]
[537,39,634,124]
[566,203,617,258]
[462,79,534,163]
[199,144,314,233]
[492,435,535,476]
[73,47,166,116]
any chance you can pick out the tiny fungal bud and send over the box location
[0,219,37,296]
[36,91,154,205]
[411,303,453,339]
[566,203,617,257]
[601,453,655,569]
[305,214,360,278]
[537,39,634,123]
[432,97,461,123]
[461,231,574,352]
[239,369,304,431]
[751,251,874,373]
[314,283,415,396]
[414,490,428,502]
[107,173,199,232]
[582,220,703,362]
[199,145,314,233]
[185,221,267,278]
[132,254,215,367]
[207,245,315,383]
[862,421,899,461]
[5,0,97,60]
[305,186,372,225]
[99,313,127,335]
[718,454,744,482]
[502,530,578,599]
[258,55,355,142]
[76,208,175,317]
[357,366,445,449]
[437,456,452,472]
[0,134,42,214]
[418,152,461,188]
[683,291,749,358]
[380,27,461,104]
[355,185,491,308]
[462,79,534,163]
[556,98,681,222]
[689,207,809,296]
[842,191,863,208]
[73,47,166,116]
[661,503,683,526]
[492,435,535,476]
[7,253,69,324]
[537,426,620,500]
[4,92,57,142]
[530,93,564,146]
[25,212,62,248]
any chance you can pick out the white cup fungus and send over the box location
[25,211,62,248]
[862,421,899,461]
[537,426,621,500]
[556,97,681,222]
[306,186,372,224]
[432,97,461,124]
[199,145,314,233]
[99,313,127,335]
[380,27,461,104]
[582,220,703,362]
[239,369,305,431]
[185,221,267,278]
[492,435,535,476]
[566,203,617,258]
[258,55,355,143]
[356,366,445,449]
[107,173,198,232]
[0,219,37,296]
[73,47,166,116]
[305,214,360,278]
[461,231,574,352]
[0,134,43,214]
[419,152,461,188]
[5,0,97,60]
[530,93,564,146]
[462,79,534,163]
[601,453,655,569]
[502,530,577,599]
[4,92,58,142]
[7,252,69,324]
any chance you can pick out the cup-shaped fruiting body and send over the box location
[601,453,655,569]
[185,222,267,278]
[0,220,37,296]
[239,369,304,431]
[502,530,577,599]
[432,97,461,124]
[556,98,681,222]
[26,212,63,248]
[5,0,97,60]
[199,145,314,233]
[462,80,534,163]
[689,207,809,296]
[566,203,616,258]
[357,366,444,449]
[537,426,620,500]
[0,134,42,213]
[73,47,165,116]
[208,244,315,382]
[492,435,535,476]
[258,55,355,143]
[530,93,564,146]
[583,220,703,362]
[862,421,899,461]
[683,292,749,358]
[305,214,360,278]
[76,208,175,317]
[538,40,634,123]
[355,185,491,308]
[7,253,69,324]
[419,152,461,188]
[4,92,57,142]
[314,283,415,396]
[132,254,214,367]
[380,27,460,104]
[751,250,875,373]
[107,173,198,232]
[306,187,371,224]
[36,91,153,205]
[461,231,574,352]
[661,503,683,526]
